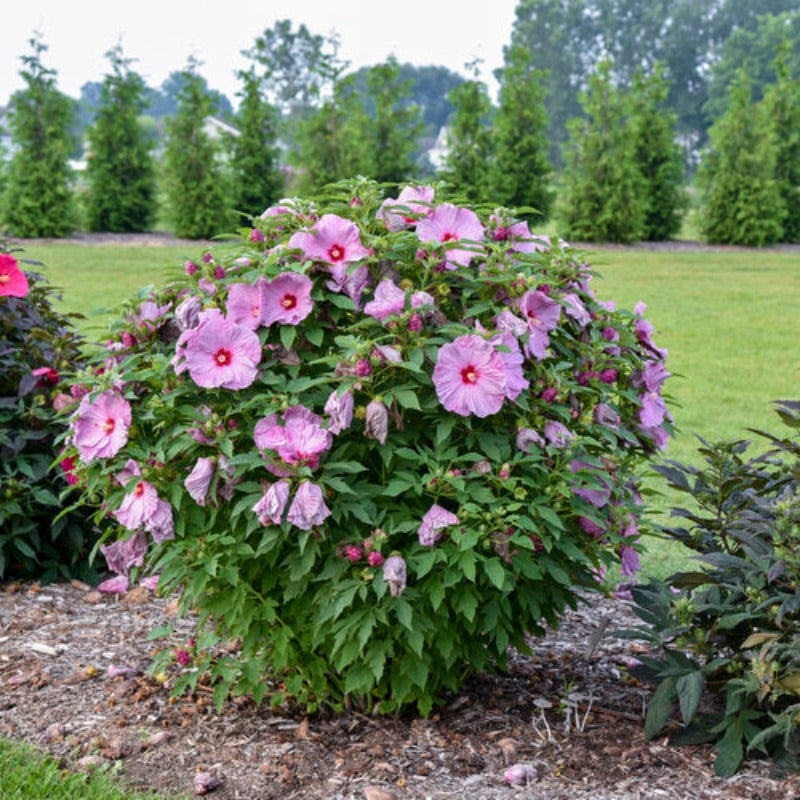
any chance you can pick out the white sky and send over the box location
[0,0,519,107]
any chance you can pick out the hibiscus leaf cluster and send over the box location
[621,401,800,777]
[62,179,671,713]
[0,242,93,582]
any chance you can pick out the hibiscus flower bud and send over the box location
[184,260,198,276]
[354,358,372,377]
[407,312,422,332]
[504,764,537,786]
[250,228,265,243]
[600,368,618,384]
[175,649,192,667]
[202,251,214,264]
[540,386,558,403]
[367,551,384,568]
[382,555,407,597]
[345,545,362,563]
[365,400,388,445]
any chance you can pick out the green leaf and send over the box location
[279,324,297,350]
[714,722,744,777]
[393,389,421,411]
[483,558,506,590]
[675,671,704,724]
[395,598,413,630]
[382,478,416,497]
[645,677,676,739]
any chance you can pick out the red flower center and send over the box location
[0,274,9,284]
[527,310,541,326]
[134,482,145,497]
[461,365,480,385]
[442,232,458,242]
[215,348,232,366]
[281,294,297,310]
[102,418,116,433]
[328,244,345,262]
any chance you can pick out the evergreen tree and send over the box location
[492,44,553,222]
[559,60,645,243]
[292,70,371,194]
[1,36,75,237]
[629,63,687,241]
[85,44,156,232]
[764,41,800,242]
[441,65,493,203]
[230,66,283,218]
[163,58,231,239]
[698,71,785,246]
[362,57,422,184]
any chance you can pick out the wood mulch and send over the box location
[2,581,798,799]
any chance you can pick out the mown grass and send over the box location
[0,738,178,799]
[16,240,800,578]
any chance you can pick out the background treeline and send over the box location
[0,1,798,243]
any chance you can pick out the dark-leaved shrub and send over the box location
[0,242,96,582]
[623,401,800,776]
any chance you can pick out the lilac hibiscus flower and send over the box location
[72,391,132,463]
[432,334,507,418]
[261,272,314,326]
[377,185,435,230]
[288,213,370,265]
[226,278,267,330]
[252,480,290,526]
[416,203,485,269]
[184,457,215,506]
[324,389,354,434]
[518,290,561,361]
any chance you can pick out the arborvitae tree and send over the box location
[1,36,75,237]
[629,63,687,241]
[559,60,645,243]
[362,57,422,184]
[163,58,231,239]
[85,44,156,232]
[698,71,785,246]
[764,41,800,242]
[492,44,553,222]
[292,70,371,194]
[230,66,283,218]
[441,65,494,203]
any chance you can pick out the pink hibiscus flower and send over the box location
[288,213,370,265]
[432,334,507,418]
[0,253,29,297]
[226,278,267,329]
[179,309,261,390]
[261,272,314,326]
[114,477,160,530]
[377,185,435,230]
[73,391,132,462]
[254,405,331,469]
[418,504,459,546]
[490,331,529,401]
[287,481,331,530]
[416,203,485,269]
[518,290,561,360]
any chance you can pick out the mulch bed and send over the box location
[2,581,798,799]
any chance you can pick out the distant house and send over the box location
[427,126,450,172]
[204,116,239,141]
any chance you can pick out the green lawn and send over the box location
[0,738,177,799]
[16,240,800,578]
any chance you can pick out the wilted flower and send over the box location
[382,555,407,596]
[324,389,354,434]
[504,764,537,786]
[418,504,459,546]
[516,427,544,453]
[543,420,574,448]
[184,457,215,506]
[252,480,290,526]
[287,481,331,530]
[365,400,389,445]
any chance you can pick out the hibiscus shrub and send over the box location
[62,179,671,713]
[0,243,93,582]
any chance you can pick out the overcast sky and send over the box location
[0,0,519,106]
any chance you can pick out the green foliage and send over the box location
[440,68,494,203]
[362,57,423,184]
[163,58,232,239]
[698,72,785,246]
[623,401,800,776]
[629,63,688,241]
[559,60,645,243]
[291,71,371,193]
[63,179,670,714]
[229,67,283,219]
[85,44,156,233]
[491,45,553,223]
[1,36,76,238]
[0,737,175,799]
[0,241,94,583]
[763,42,800,243]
